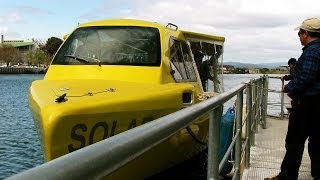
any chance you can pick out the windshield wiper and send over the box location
[87,57,101,66]
[64,55,90,64]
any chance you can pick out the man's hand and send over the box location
[280,76,284,81]
[282,85,286,92]
[287,92,293,99]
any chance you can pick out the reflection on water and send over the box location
[0,74,285,178]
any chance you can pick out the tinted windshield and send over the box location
[52,26,161,66]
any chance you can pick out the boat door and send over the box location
[182,31,225,96]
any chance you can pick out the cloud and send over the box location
[0,26,22,40]
[120,0,318,63]
[0,26,8,33]
[0,5,54,24]
[2,0,318,63]
[74,0,134,24]
[16,6,55,16]
[0,12,23,39]
[0,12,22,23]
[77,12,101,22]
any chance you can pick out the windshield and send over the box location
[52,26,161,66]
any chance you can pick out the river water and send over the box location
[0,74,285,179]
[0,74,44,179]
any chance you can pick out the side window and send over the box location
[188,40,224,93]
[181,42,197,80]
[169,37,197,82]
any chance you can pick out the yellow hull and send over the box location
[29,79,208,179]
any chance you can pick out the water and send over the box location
[0,74,44,179]
[0,74,285,179]
[222,74,285,116]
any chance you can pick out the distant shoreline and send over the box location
[0,67,46,74]
[0,66,286,75]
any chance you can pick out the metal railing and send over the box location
[267,76,288,119]
[7,76,269,180]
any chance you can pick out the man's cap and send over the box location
[294,17,320,33]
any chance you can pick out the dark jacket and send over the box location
[284,39,320,99]
[198,60,213,91]
[283,66,295,81]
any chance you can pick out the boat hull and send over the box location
[29,79,209,179]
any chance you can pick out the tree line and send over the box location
[0,37,63,67]
[223,65,288,74]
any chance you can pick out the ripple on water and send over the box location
[0,74,44,179]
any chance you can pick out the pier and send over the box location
[242,116,311,179]
[149,116,312,180]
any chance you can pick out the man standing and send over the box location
[194,51,213,91]
[265,17,320,180]
[281,58,296,81]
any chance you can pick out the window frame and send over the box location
[169,37,197,82]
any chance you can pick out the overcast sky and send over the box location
[0,0,319,64]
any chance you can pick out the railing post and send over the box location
[256,80,261,131]
[280,79,285,119]
[245,81,252,168]
[258,79,263,121]
[249,80,256,145]
[234,91,243,180]
[252,80,258,134]
[207,105,222,180]
[261,75,268,129]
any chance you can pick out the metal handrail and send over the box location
[7,76,268,180]
[268,76,286,119]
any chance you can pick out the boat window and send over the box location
[169,38,197,82]
[188,40,224,93]
[52,26,161,66]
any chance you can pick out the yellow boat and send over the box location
[29,18,225,179]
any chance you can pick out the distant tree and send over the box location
[0,44,21,66]
[25,50,36,65]
[45,37,63,57]
[34,49,46,66]
[32,38,46,47]
[224,65,235,69]
[260,68,269,74]
[44,54,53,66]
[25,49,46,67]
[232,67,247,74]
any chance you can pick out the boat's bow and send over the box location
[29,79,199,160]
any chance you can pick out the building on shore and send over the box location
[0,35,38,62]
[248,68,260,74]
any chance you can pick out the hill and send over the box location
[224,61,287,69]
